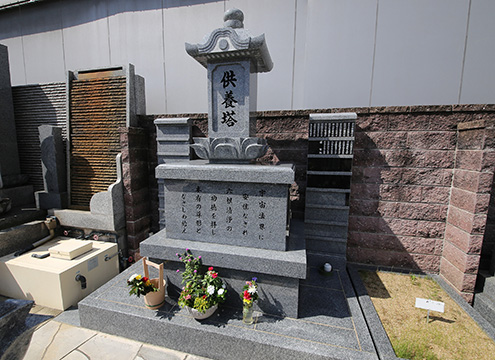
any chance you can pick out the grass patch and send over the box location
[359,270,495,360]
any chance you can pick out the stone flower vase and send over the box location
[186,304,218,320]
[142,258,166,310]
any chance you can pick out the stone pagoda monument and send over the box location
[141,8,306,317]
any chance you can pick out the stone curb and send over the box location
[347,265,403,360]
[347,265,495,358]
[432,274,495,341]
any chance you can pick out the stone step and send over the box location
[306,234,347,255]
[474,292,495,328]
[139,222,307,318]
[305,204,349,222]
[0,219,50,257]
[305,220,348,238]
[0,185,35,208]
[0,206,46,231]
[306,188,349,206]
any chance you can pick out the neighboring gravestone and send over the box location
[0,44,21,189]
[35,125,68,209]
[0,299,36,360]
[141,8,306,318]
[0,44,33,212]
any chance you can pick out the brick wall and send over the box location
[348,106,459,273]
[120,127,151,261]
[139,106,495,301]
[440,119,495,302]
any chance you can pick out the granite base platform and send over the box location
[140,220,306,318]
[78,253,379,360]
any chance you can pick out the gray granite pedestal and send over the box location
[150,160,305,317]
[140,219,306,318]
[78,253,379,360]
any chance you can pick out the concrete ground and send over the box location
[0,297,208,360]
[23,320,209,360]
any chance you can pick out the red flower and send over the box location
[142,277,149,282]
[208,267,214,271]
[211,273,218,279]
[243,290,251,300]
[203,295,207,299]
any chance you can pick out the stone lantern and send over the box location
[186,8,273,162]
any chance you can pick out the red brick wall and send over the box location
[440,119,495,302]
[120,127,151,261]
[348,106,458,272]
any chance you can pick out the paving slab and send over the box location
[23,321,97,360]
[77,332,142,360]
[78,253,379,360]
[63,349,90,360]
[136,343,188,360]
[54,305,80,326]
[23,320,61,360]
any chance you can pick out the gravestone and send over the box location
[0,299,36,360]
[141,8,306,318]
[0,44,33,212]
[187,8,271,163]
[0,44,21,188]
[35,125,68,209]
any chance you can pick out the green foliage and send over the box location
[240,278,259,307]
[127,274,158,297]
[176,249,227,312]
[394,338,439,360]
[410,274,420,286]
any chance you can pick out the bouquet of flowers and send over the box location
[176,249,227,313]
[241,277,258,308]
[127,273,158,297]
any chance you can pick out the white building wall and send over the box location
[0,0,493,114]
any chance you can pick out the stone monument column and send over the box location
[0,44,33,213]
[186,8,273,163]
[35,125,68,209]
[141,9,306,318]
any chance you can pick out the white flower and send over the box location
[207,285,215,295]
[218,288,225,295]
[222,284,226,289]
[248,285,257,294]
[128,274,139,282]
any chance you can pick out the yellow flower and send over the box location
[135,275,142,280]
[145,280,151,286]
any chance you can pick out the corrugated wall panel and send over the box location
[69,76,126,209]
[12,82,67,191]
